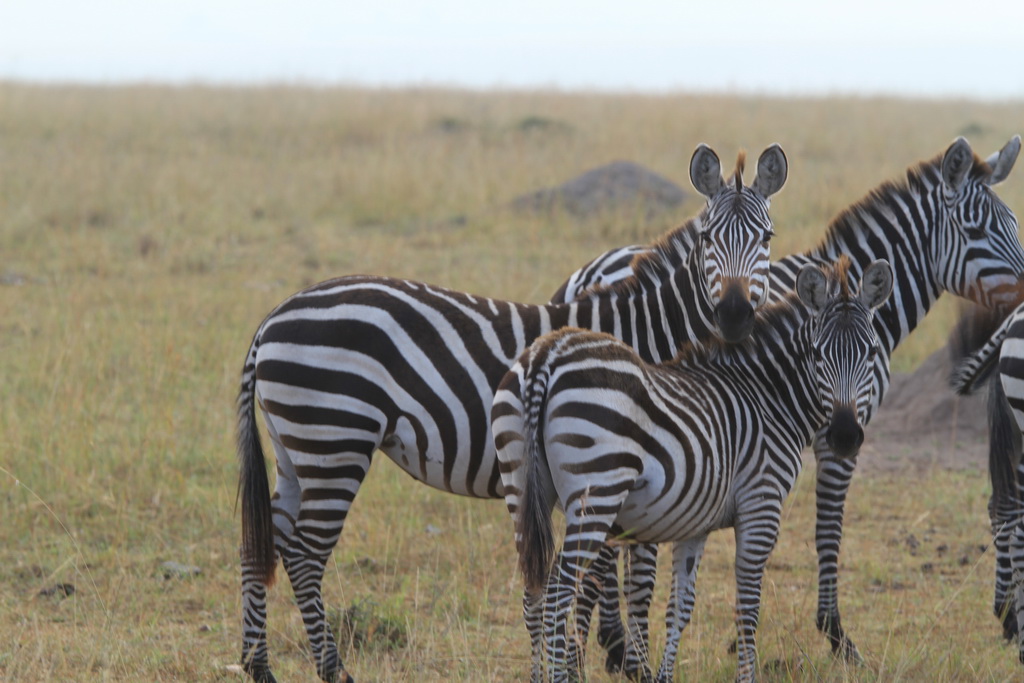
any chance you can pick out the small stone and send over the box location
[161,561,201,579]
[38,583,75,598]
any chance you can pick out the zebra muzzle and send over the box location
[714,282,755,344]
[825,406,864,458]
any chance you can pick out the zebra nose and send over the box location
[825,407,864,458]
[714,284,755,344]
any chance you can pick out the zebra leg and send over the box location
[621,542,658,682]
[569,543,616,665]
[991,493,1018,641]
[733,505,783,683]
[279,449,370,683]
[594,545,629,674]
[543,514,619,682]
[241,563,276,683]
[655,537,707,683]
[524,587,545,682]
[813,445,864,663]
[240,417,300,682]
[1012,518,1024,663]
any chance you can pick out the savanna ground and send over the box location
[1,84,1023,681]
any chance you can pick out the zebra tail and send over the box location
[989,378,1023,513]
[948,304,1011,395]
[237,334,277,588]
[517,363,557,595]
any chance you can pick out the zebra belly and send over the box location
[255,356,502,499]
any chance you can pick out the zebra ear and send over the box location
[858,259,894,310]
[985,135,1021,186]
[751,143,788,199]
[796,264,830,312]
[690,144,725,198]
[941,137,974,193]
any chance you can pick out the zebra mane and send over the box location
[817,150,993,253]
[732,150,746,191]
[600,219,701,296]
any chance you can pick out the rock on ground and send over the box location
[858,345,990,473]
[510,160,687,220]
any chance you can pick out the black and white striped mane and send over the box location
[820,151,993,251]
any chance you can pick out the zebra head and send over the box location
[934,135,1024,311]
[797,258,894,458]
[691,142,788,343]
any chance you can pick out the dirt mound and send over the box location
[510,160,687,220]
[859,345,991,473]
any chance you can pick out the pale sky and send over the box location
[2,0,1024,98]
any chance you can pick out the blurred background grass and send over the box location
[1,84,1023,680]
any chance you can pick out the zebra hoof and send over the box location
[243,664,278,683]
[622,663,653,683]
[998,607,1019,641]
[836,637,864,665]
[315,650,354,683]
[602,642,626,674]
[321,668,355,683]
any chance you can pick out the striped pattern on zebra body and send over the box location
[951,301,1024,661]
[494,259,895,683]
[555,135,1024,662]
[236,143,790,683]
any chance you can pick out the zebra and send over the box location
[949,300,1024,655]
[493,258,894,682]
[551,135,1024,662]
[236,142,789,683]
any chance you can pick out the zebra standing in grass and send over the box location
[494,259,894,682]
[950,301,1024,656]
[552,135,1024,663]
[236,143,789,683]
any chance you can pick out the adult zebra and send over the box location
[493,259,894,682]
[236,143,789,683]
[950,301,1024,655]
[553,135,1024,662]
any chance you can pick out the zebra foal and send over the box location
[236,143,789,682]
[553,135,1024,662]
[494,258,894,682]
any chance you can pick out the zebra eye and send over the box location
[761,230,774,246]
[867,345,878,362]
[700,231,713,245]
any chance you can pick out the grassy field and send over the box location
[2,84,1024,681]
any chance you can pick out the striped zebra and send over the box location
[553,135,1024,661]
[950,301,1024,654]
[236,143,789,683]
[493,258,894,682]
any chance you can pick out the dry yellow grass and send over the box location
[2,84,1024,681]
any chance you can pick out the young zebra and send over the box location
[552,135,1024,662]
[236,143,789,683]
[494,259,894,682]
[950,301,1024,654]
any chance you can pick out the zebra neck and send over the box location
[802,176,946,354]
[745,313,824,441]
[689,304,823,441]
[559,242,714,365]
